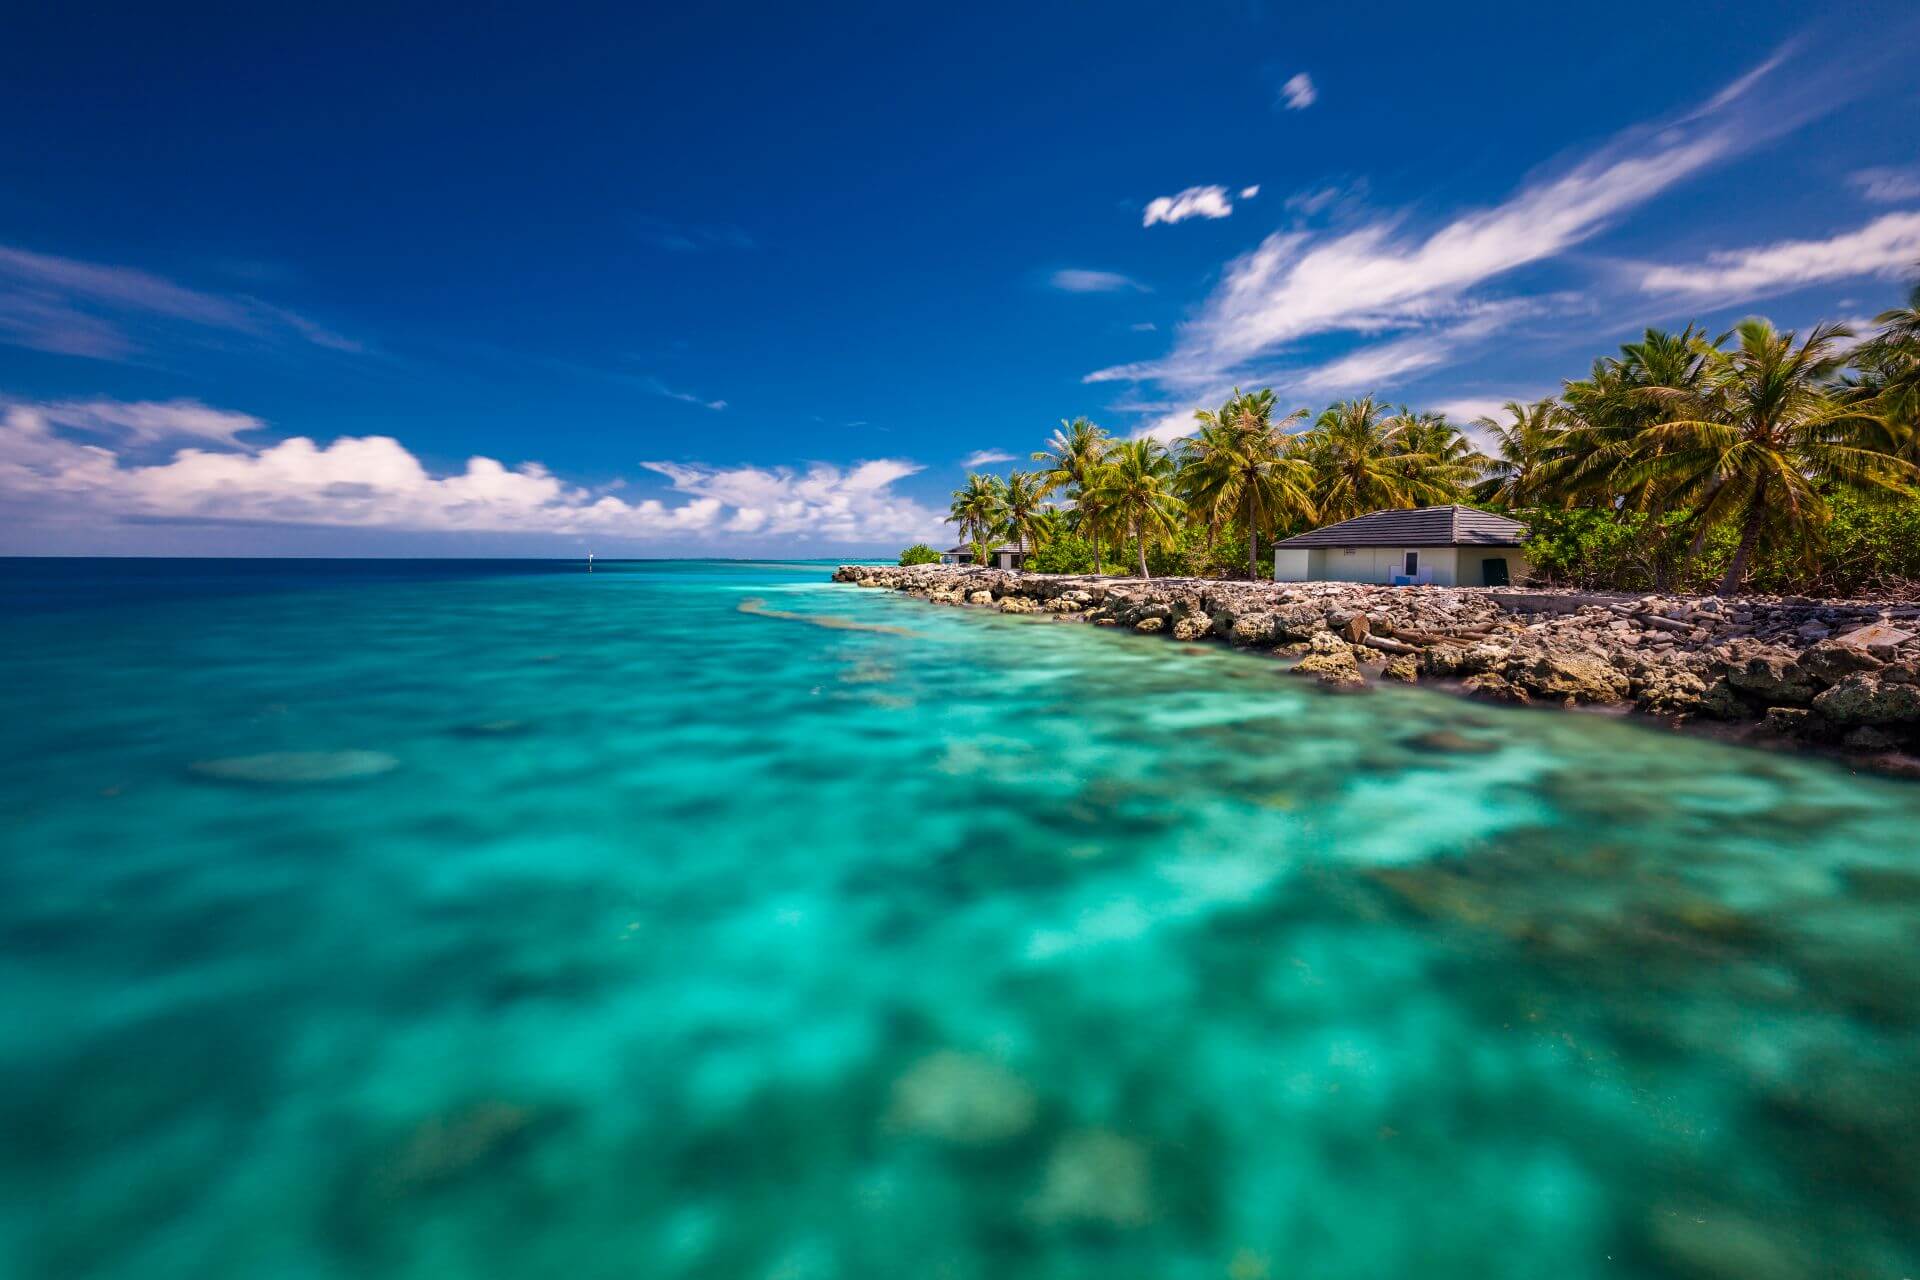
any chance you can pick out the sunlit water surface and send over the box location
[2,558,1916,1279]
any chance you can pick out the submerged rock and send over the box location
[1027,1130,1152,1228]
[1405,729,1497,755]
[375,1100,544,1196]
[189,750,398,784]
[886,1051,1036,1146]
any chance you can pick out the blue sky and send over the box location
[3,0,1918,555]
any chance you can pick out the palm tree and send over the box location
[1552,325,1720,509]
[1632,319,1917,594]
[948,472,1007,563]
[1297,396,1454,522]
[1472,399,1566,507]
[1387,408,1488,496]
[1031,418,1113,567]
[1000,470,1052,564]
[1852,274,1920,461]
[1089,438,1184,578]
[1178,388,1315,577]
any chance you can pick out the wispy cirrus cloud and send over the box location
[1278,73,1316,111]
[0,242,359,363]
[1050,269,1149,294]
[1088,43,1841,441]
[0,397,939,549]
[959,449,1014,468]
[27,398,267,449]
[645,377,728,411]
[1847,166,1920,205]
[634,216,757,252]
[1641,211,1920,302]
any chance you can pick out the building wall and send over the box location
[1457,547,1531,586]
[1274,544,1531,586]
[1309,545,1460,585]
[1273,548,1312,582]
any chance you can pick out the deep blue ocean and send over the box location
[2,558,1916,1278]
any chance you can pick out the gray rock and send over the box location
[1811,675,1920,727]
[1170,615,1211,642]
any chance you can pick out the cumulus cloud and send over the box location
[1279,73,1316,111]
[959,449,1014,467]
[1240,185,1261,200]
[1051,269,1149,293]
[1848,166,1920,204]
[640,458,935,541]
[0,398,939,549]
[1143,186,1235,227]
[1641,211,1920,300]
[0,242,356,361]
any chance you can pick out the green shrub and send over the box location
[1026,534,1102,574]
[1515,494,1920,595]
[897,543,941,566]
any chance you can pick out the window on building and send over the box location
[1404,551,1419,576]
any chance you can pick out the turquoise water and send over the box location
[3,558,1917,1279]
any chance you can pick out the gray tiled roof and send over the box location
[944,539,1033,554]
[1274,505,1528,549]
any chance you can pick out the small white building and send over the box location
[941,539,1032,570]
[1272,505,1530,587]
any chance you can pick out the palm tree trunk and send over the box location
[1719,493,1767,597]
[1135,522,1149,579]
[1246,492,1258,580]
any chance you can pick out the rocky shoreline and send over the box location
[834,564,1920,777]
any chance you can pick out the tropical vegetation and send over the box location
[908,284,1920,592]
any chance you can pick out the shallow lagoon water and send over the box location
[2,558,1917,1278]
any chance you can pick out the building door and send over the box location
[1403,551,1418,577]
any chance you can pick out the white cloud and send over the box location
[645,377,728,411]
[0,242,355,361]
[1051,269,1149,293]
[1279,73,1317,111]
[959,449,1014,467]
[0,398,940,549]
[1287,334,1452,395]
[1240,185,1261,200]
[1848,166,1920,204]
[32,398,267,449]
[1130,322,1157,332]
[1131,411,1204,445]
[1641,211,1920,300]
[1087,48,1811,400]
[1143,186,1235,227]
[1431,397,1527,425]
[1284,181,1367,219]
[640,458,935,541]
